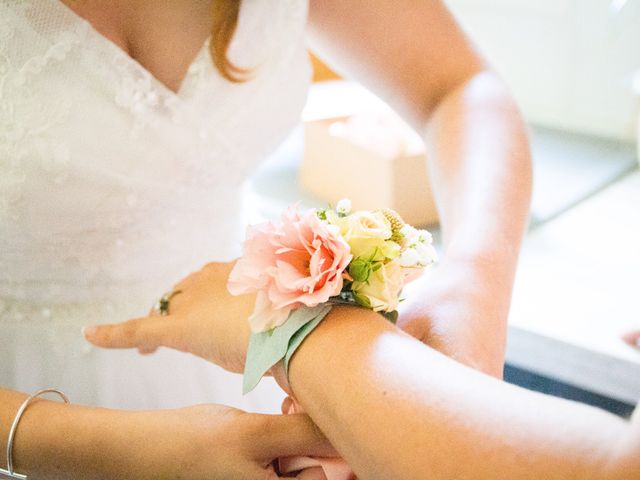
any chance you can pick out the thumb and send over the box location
[256,413,338,460]
[83,315,179,354]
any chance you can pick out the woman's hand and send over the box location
[397,257,511,378]
[1,388,334,480]
[121,405,335,479]
[84,261,254,373]
[84,257,511,379]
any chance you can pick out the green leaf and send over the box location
[382,310,399,324]
[353,292,372,308]
[243,304,333,394]
[348,258,372,282]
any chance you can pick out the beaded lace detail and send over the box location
[0,0,312,325]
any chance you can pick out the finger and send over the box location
[83,315,179,352]
[622,330,640,349]
[254,464,285,480]
[137,344,159,355]
[254,461,323,480]
[281,396,294,415]
[295,467,327,480]
[255,413,338,460]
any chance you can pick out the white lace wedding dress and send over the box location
[0,0,311,412]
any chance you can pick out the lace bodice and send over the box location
[0,0,311,314]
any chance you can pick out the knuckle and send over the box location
[176,272,196,288]
[121,319,140,340]
[98,325,117,343]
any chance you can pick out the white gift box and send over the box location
[300,113,439,227]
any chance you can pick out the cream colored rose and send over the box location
[352,260,404,312]
[339,210,394,260]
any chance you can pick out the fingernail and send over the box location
[82,326,97,338]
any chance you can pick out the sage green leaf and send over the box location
[283,306,333,376]
[242,304,332,394]
[382,310,399,324]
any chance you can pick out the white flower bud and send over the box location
[417,229,433,244]
[336,198,352,215]
[399,224,418,247]
[399,247,421,267]
[414,242,438,266]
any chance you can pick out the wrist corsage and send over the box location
[228,199,437,393]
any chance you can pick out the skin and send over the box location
[0,387,334,479]
[88,263,640,480]
[283,308,640,480]
[3,265,338,479]
[0,2,332,478]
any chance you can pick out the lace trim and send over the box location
[14,31,84,85]
[0,21,87,221]
[112,60,181,136]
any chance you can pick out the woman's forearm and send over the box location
[308,0,532,373]
[286,307,638,480]
[425,71,532,266]
[425,71,532,315]
[401,71,533,375]
[0,388,141,479]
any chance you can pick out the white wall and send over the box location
[446,0,640,142]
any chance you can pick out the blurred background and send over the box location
[247,0,640,416]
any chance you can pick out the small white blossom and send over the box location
[336,198,352,215]
[414,242,438,265]
[399,224,418,246]
[417,229,433,244]
[399,247,421,267]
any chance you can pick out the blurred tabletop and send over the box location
[508,170,640,405]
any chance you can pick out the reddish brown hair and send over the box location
[210,0,249,82]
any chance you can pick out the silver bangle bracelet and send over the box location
[1,389,70,480]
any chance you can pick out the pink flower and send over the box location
[228,207,352,332]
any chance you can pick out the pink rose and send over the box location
[228,207,352,332]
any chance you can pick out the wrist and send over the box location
[287,305,388,396]
[400,254,512,378]
[442,221,525,280]
[437,247,518,303]
[10,399,121,479]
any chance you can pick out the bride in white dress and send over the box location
[1,0,310,412]
[0,0,535,476]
